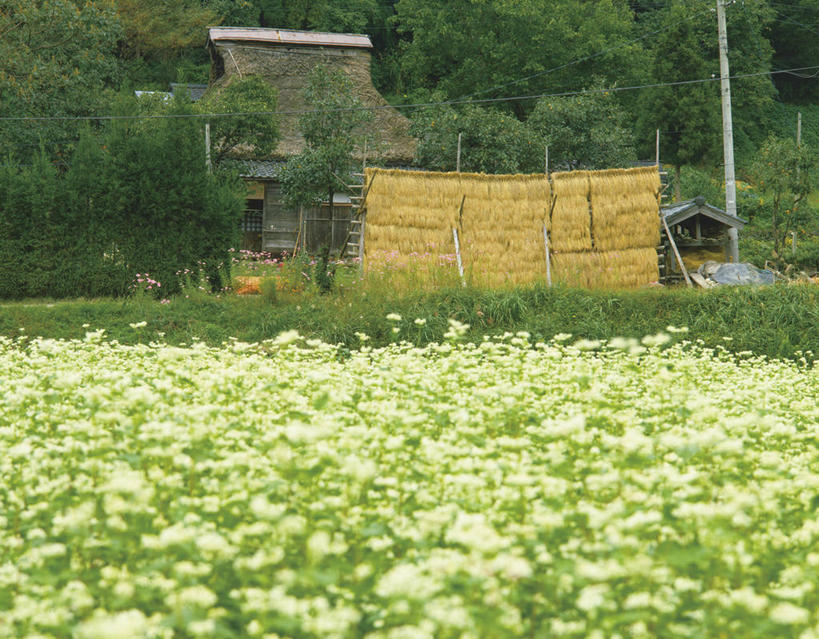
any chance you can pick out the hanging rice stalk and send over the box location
[590,166,661,251]
[459,173,550,287]
[550,171,592,252]
[552,247,659,289]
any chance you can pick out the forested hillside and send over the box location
[1,0,817,173]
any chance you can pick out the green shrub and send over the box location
[0,101,244,300]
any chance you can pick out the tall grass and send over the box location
[2,283,817,362]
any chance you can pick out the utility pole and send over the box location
[717,0,739,262]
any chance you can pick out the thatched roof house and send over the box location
[206,27,415,164]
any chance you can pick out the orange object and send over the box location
[234,276,262,295]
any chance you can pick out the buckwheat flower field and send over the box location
[1,328,818,638]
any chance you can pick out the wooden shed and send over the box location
[205,27,416,256]
[233,160,354,255]
[659,197,747,282]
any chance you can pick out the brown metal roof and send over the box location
[208,27,372,49]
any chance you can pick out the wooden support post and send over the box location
[662,215,692,288]
[792,230,797,257]
[545,145,549,175]
[452,227,465,287]
[456,133,462,172]
[543,224,552,286]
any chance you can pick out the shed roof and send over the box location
[170,83,208,101]
[208,27,372,49]
[661,197,747,229]
[226,159,283,180]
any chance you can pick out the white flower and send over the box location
[169,585,218,610]
[666,325,689,333]
[641,332,671,347]
[576,584,610,612]
[76,609,148,639]
[770,602,810,625]
[386,313,402,322]
[273,329,301,345]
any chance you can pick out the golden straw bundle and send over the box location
[552,247,659,289]
[589,167,661,251]
[459,173,550,287]
[550,171,592,252]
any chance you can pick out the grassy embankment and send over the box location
[2,281,817,362]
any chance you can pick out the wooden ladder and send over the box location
[657,244,668,284]
[340,171,372,261]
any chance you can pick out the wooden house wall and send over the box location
[259,181,352,255]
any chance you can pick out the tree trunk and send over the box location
[328,186,334,251]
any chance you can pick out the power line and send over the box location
[0,65,815,124]
[769,8,819,38]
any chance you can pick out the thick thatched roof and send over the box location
[206,27,416,165]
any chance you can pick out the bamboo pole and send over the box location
[205,123,212,173]
[452,227,465,287]
[655,128,660,166]
[543,224,552,286]
[456,133,462,172]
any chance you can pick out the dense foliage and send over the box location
[2,0,819,275]
[0,102,243,300]
[197,77,280,164]
[2,0,813,161]
[411,103,543,174]
[0,0,121,156]
[280,65,371,210]
[1,330,818,637]
[750,136,815,260]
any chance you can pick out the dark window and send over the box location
[242,199,263,232]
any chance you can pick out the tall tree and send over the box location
[197,76,280,164]
[113,0,217,61]
[767,0,819,102]
[255,0,380,32]
[0,0,121,156]
[637,1,720,195]
[636,0,775,187]
[527,86,637,171]
[411,103,542,174]
[280,65,371,228]
[750,136,814,260]
[392,0,646,116]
